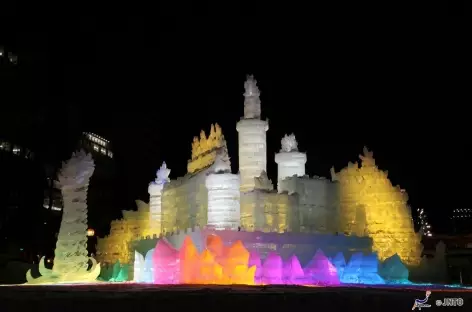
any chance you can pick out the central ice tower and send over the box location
[236,75,269,191]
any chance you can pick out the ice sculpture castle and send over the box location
[97,76,422,277]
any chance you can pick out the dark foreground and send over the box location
[1,284,471,312]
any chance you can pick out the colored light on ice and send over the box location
[145,234,343,286]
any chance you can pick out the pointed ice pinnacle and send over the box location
[155,162,171,185]
[243,75,261,119]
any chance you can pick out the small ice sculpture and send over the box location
[143,249,155,283]
[243,75,261,119]
[280,134,298,152]
[134,251,145,282]
[108,260,128,282]
[179,237,201,284]
[26,150,100,284]
[331,252,346,278]
[283,255,305,285]
[379,254,409,283]
[341,252,362,283]
[248,252,262,284]
[199,250,221,284]
[262,252,283,284]
[153,239,179,284]
[154,162,171,185]
[206,234,225,258]
[98,264,111,281]
[341,252,384,285]
[304,249,340,285]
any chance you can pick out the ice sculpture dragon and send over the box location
[26,150,101,284]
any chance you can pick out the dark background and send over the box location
[0,3,467,240]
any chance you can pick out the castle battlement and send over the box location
[188,124,226,174]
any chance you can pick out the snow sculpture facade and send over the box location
[275,134,307,193]
[26,150,100,284]
[98,76,424,283]
[334,147,422,265]
[205,156,241,230]
[237,76,269,191]
[148,162,170,234]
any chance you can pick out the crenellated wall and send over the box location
[280,176,340,233]
[334,147,422,266]
[96,200,151,265]
[161,168,209,234]
[240,190,299,233]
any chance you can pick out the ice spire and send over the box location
[243,75,261,119]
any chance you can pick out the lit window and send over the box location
[100,148,106,154]
[12,146,21,155]
[108,151,113,158]
[93,144,99,151]
[0,142,11,151]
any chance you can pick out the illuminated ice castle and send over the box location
[97,76,422,274]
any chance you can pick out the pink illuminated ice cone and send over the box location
[262,252,283,284]
[152,239,180,284]
[283,255,305,285]
[248,252,262,284]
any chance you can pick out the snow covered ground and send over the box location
[0,284,471,312]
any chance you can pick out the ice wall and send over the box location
[334,147,422,265]
[280,176,339,233]
[161,168,209,233]
[240,191,298,233]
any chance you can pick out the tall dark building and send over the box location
[0,138,44,262]
[0,47,48,262]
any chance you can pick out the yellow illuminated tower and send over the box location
[333,147,422,266]
[236,75,269,192]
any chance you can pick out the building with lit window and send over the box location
[0,46,18,65]
[81,132,113,159]
[0,137,44,262]
[451,208,472,234]
[78,132,117,239]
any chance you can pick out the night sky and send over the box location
[1,9,467,234]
